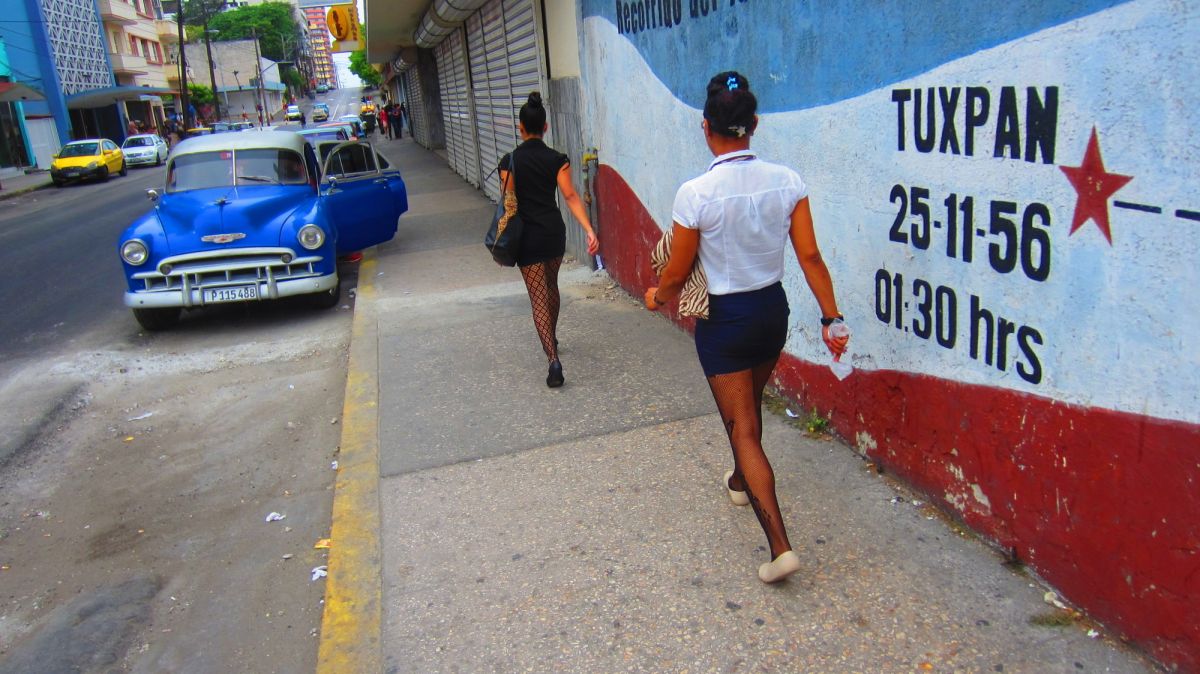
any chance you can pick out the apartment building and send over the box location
[97,0,172,132]
[304,7,338,89]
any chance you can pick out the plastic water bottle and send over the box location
[828,321,853,380]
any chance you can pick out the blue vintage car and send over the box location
[117,130,407,330]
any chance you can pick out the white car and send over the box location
[285,105,303,121]
[121,134,169,167]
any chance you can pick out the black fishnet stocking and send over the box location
[520,257,562,362]
[708,356,792,559]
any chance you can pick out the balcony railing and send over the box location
[156,19,179,42]
[110,52,149,75]
[97,0,138,25]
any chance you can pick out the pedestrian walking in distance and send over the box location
[645,71,848,583]
[499,91,600,388]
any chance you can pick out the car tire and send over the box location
[98,166,109,182]
[119,161,128,177]
[309,275,341,309]
[132,307,181,331]
[52,179,64,188]
[155,153,163,167]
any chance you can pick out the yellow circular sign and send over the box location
[327,6,351,41]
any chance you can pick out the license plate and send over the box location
[203,285,258,303]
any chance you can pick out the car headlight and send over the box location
[121,239,149,265]
[297,224,325,250]
[87,161,99,169]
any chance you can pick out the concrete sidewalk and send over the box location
[320,133,1156,673]
[0,170,52,201]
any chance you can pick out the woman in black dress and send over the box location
[499,92,600,388]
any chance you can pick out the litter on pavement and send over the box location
[265,512,286,522]
[311,565,328,581]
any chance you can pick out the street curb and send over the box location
[317,252,384,673]
[0,180,52,202]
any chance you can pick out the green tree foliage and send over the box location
[348,28,381,87]
[184,2,302,63]
[281,68,305,92]
[187,83,214,105]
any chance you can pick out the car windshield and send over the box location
[61,142,98,157]
[123,137,154,148]
[166,148,309,192]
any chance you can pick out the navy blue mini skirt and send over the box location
[694,282,790,376]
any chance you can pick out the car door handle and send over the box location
[373,178,387,184]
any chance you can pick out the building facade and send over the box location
[370,0,1199,670]
[184,40,285,124]
[97,0,172,133]
[304,7,338,89]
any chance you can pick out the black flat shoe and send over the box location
[546,360,564,388]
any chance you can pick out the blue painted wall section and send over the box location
[583,0,1129,111]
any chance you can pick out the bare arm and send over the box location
[789,197,847,354]
[557,164,599,255]
[645,223,700,309]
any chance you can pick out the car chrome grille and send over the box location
[131,247,323,305]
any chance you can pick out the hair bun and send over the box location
[527,91,543,107]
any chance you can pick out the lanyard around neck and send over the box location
[708,153,755,171]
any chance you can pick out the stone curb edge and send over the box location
[317,252,384,673]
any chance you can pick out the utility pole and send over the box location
[251,27,266,126]
[201,0,221,123]
[175,0,190,131]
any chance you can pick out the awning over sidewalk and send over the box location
[0,82,45,102]
[65,85,175,109]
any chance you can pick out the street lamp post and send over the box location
[201,24,221,123]
[232,69,245,117]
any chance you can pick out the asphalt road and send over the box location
[0,123,366,672]
[0,164,161,374]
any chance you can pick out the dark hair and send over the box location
[519,91,546,135]
[703,71,757,139]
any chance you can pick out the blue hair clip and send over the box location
[727,75,739,91]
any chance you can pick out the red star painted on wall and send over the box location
[1059,126,1133,245]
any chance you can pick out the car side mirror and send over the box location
[146,189,159,202]
[326,176,338,190]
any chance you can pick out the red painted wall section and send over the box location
[595,163,1200,671]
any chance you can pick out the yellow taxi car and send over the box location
[50,138,127,186]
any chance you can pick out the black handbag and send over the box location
[484,150,524,266]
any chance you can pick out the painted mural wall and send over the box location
[578,0,1199,669]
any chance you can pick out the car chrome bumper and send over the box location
[125,273,337,308]
[125,155,157,165]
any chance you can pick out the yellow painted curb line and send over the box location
[318,253,383,673]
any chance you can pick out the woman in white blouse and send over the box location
[646,71,848,583]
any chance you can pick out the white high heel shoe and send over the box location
[723,470,749,506]
[758,550,801,583]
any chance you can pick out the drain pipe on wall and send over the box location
[581,147,603,270]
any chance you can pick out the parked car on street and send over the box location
[311,103,330,122]
[117,130,408,330]
[285,105,303,121]
[315,84,329,94]
[50,138,127,186]
[121,134,169,167]
[297,126,350,157]
[337,115,366,139]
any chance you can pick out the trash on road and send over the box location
[127,412,154,421]
[311,565,328,581]
[1087,629,1100,638]
[1044,591,1067,610]
[331,460,338,471]
[330,418,338,425]
[282,553,294,560]
[785,408,799,418]
[265,512,286,523]
[314,538,332,549]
